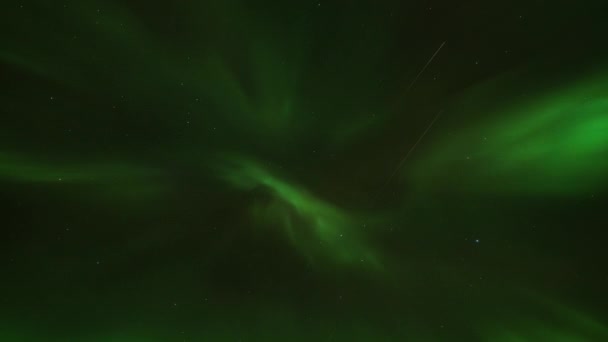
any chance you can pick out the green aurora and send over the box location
[217,157,382,270]
[2,0,608,341]
[409,72,608,196]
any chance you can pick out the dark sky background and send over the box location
[2,1,608,341]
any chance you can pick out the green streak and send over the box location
[218,157,381,269]
[481,299,608,342]
[0,152,167,201]
[410,72,608,195]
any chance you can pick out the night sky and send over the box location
[2,1,608,341]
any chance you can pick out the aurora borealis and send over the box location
[2,0,608,341]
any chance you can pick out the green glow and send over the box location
[0,151,167,201]
[480,298,608,342]
[218,157,381,269]
[410,73,608,195]
[2,0,608,340]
